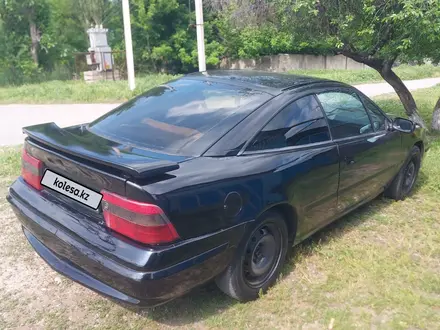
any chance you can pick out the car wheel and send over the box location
[215,211,288,302]
[385,146,421,201]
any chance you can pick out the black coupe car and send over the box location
[7,70,427,307]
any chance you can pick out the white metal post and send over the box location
[122,0,136,90]
[195,0,206,72]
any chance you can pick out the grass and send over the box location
[376,84,440,117]
[0,87,439,329]
[1,64,440,104]
[0,146,22,179]
[291,64,440,85]
[0,73,179,104]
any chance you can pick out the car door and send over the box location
[359,94,406,185]
[316,89,402,213]
[244,94,340,240]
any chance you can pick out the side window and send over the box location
[247,95,330,151]
[362,98,387,131]
[317,91,373,139]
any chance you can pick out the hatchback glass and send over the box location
[89,79,271,155]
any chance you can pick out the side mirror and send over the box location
[392,117,415,133]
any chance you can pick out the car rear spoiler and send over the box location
[23,123,180,179]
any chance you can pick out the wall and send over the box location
[220,54,367,71]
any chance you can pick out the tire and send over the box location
[385,146,421,201]
[215,211,289,302]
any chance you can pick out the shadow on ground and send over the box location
[118,173,428,326]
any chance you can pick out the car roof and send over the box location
[186,70,335,94]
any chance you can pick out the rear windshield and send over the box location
[88,79,271,155]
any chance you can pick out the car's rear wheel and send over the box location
[385,146,421,200]
[215,211,288,302]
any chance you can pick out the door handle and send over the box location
[367,133,386,143]
[345,156,356,165]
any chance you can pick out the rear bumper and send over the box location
[7,178,247,307]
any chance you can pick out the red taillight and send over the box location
[101,190,179,245]
[22,149,42,191]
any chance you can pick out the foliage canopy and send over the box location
[0,0,439,93]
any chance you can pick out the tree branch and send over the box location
[369,23,393,56]
[382,55,398,73]
[339,47,384,70]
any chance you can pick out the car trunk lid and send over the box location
[23,122,188,204]
[22,122,187,245]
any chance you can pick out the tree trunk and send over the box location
[29,15,39,65]
[431,97,440,131]
[378,66,427,127]
[379,68,417,116]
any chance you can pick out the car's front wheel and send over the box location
[385,145,421,200]
[215,211,288,302]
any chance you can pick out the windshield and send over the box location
[88,79,271,155]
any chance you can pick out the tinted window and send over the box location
[363,98,387,131]
[247,95,330,151]
[88,79,271,155]
[317,92,372,139]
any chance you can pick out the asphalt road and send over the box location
[1,77,440,146]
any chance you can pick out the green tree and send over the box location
[0,0,50,66]
[41,0,88,70]
[127,0,224,72]
[0,0,227,83]
[78,0,106,27]
[209,0,440,127]
[283,0,440,126]
[0,0,115,83]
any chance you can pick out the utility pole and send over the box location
[122,0,135,90]
[194,0,206,72]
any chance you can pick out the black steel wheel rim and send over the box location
[242,223,283,288]
[403,159,417,194]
